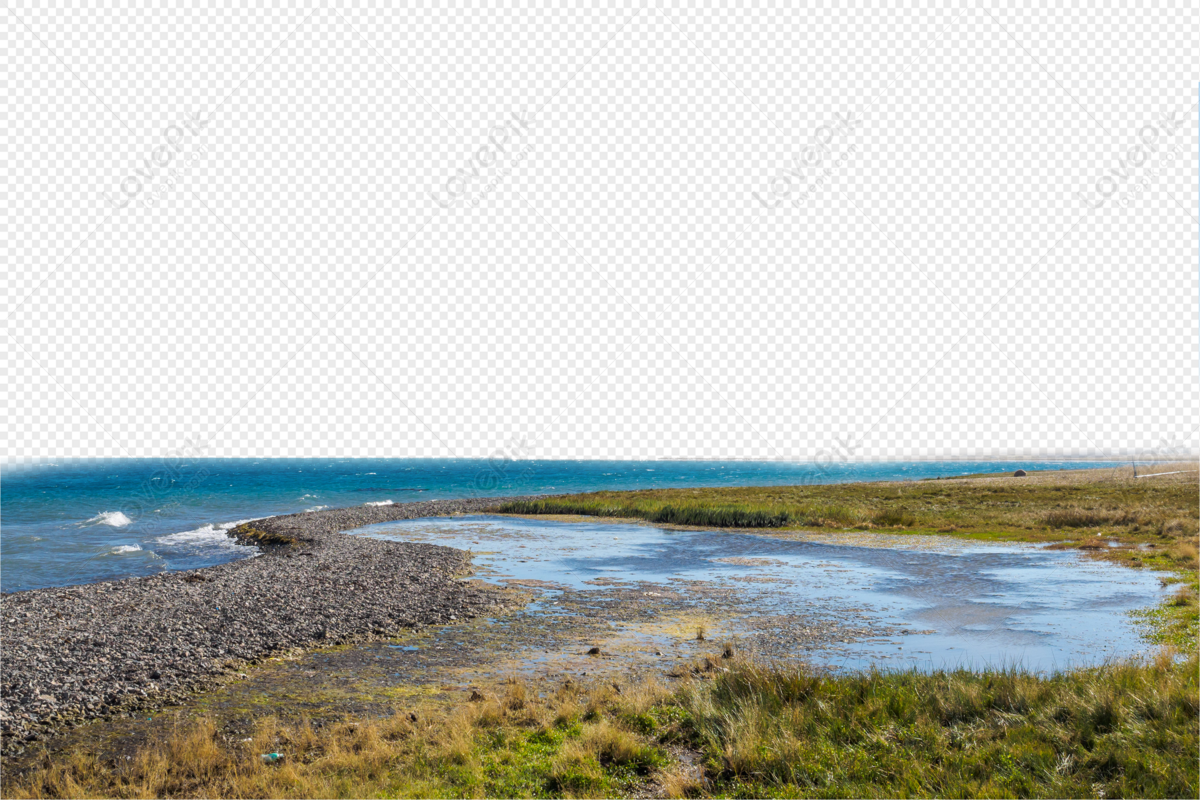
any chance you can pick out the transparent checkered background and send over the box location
[3,2,1198,465]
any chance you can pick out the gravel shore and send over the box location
[0,496,540,752]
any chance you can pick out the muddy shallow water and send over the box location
[358,514,1168,673]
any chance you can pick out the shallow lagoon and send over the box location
[360,514,1169,673]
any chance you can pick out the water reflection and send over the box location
[359,515,1166,673]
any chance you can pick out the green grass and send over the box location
[1131,581,1200,650]
[11,656,1196,799]
[498,499,793,529]
[677,654,1198,799]
[495,469,1197,545]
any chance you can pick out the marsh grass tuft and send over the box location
[673,653,1198,798]
[871,507,917,527]
[1044,507,1115,529]
[9,654,1195,799]
[497,500,792,529]
[1169,586,1197,607]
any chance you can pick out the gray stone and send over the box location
[1,494,548,753]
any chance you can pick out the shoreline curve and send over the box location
[0,495,545,754]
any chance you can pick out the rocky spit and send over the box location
[0,496,542,753]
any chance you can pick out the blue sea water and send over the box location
[1,458,1123,593]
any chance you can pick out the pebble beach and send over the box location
[0,496,541,753]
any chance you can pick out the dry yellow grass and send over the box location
[4,676,674,800]
[654,762,703,799]
[6,651,1196,799]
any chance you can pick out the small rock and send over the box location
[1013,469,1027,477]
[586,646,601,655]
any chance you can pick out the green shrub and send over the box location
[1044,508,1110,528]
[872,507,917,527]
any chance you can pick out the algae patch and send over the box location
[230,524,299,548]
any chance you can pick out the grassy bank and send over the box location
[495,466,1197,550]
[9,652,1196,799]
[498,465,1200,647]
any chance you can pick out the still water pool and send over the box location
[359,515,1168,673]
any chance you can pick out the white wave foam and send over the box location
[156,524,223,545]
[363,500,394,507]
[154,519,262,552]
[84,511,133,527]
[110,544,142,553]
[305,505,330,513]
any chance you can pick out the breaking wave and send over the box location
[154,519,259,553]
[84,511,133,527]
